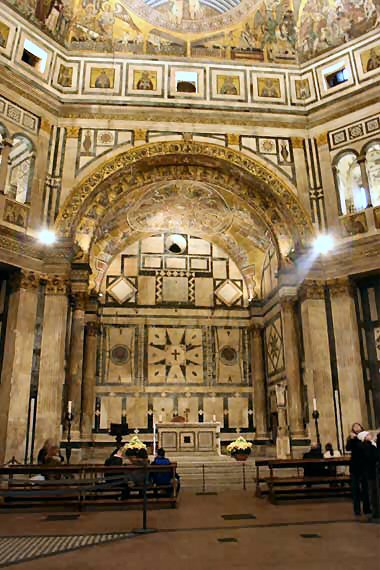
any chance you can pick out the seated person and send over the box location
[125,448,150,497]
[104,447,129,499]
[151,448,180,496]
[303,443,326,478]
[37,440,64,479]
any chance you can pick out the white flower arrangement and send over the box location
[226,436,253,456]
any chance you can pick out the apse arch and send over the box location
[56,140,313,296]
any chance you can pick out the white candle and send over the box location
[212,414,216,422]
[158,414,162,422]
[153,422,157,456]
[68,400,72,414]
[312,398,317,412]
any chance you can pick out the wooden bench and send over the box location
[264,457,351,504]
[0,463,179,511]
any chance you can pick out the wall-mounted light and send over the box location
[313,234,334,255]
[38,229,56,245]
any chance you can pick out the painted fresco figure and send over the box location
[94,70,111,88]
[35,0,54,23]
[136,71,154,90]
[366,48,380,71]
[220,77,238,95]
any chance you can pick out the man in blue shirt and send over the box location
[151,448,180,497]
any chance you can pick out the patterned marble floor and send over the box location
[0,532,134,567]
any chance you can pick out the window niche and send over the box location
[6,135,35,204]
[21,39,48,74]
[335,152,367,215]
[365,142,380,208]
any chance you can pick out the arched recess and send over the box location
[56,141,313,296]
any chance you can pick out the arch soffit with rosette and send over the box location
[56,141,313,288]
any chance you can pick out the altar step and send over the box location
[173,455,257,491]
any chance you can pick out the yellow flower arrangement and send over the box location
[226,436,253,456]
[123,435,147,456]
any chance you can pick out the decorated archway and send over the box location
[56,141,313,297]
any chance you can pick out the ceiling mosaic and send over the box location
[5,0,380,63]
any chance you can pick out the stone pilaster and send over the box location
[316,132,340,229]
[250,324,269,440]
[0,271,39,463]
[280,297,305,438]
[81,321,99,439]
[34,275,68,452]
[290,136,312,217]
[299,280,337,447]
[327,278,368,438]
[66,292,86,437]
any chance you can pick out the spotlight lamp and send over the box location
[38,229,56,246]
[313,234,334,255]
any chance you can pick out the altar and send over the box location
[157,422,221,454]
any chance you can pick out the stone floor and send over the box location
[0,492,379,569]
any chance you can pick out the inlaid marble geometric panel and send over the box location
[265,315,285,377]
[148,327,203,384]
[107,276,137,304]
[215,279,242,306]
[104,326,135,383]
[215,328,244,384]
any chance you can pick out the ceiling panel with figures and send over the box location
[3,0,379,64]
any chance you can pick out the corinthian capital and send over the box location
[10,269,40,292]
[45,274,69,295]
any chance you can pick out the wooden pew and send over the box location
[0,463,179,511]
[264,457,351,504]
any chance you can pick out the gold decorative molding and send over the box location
[298,279,325,301]
[66,127,80,139]
[315,132,328,146]
[45,275,69,295]
[227,133,240,146]
[134,129,147,142]
[290,137,304,149]
[56,141,313,252]
[326,277,354,298]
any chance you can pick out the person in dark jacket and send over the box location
[303,444,326,478]
[151,448,180,496]
[359,431,380,521]
[104,447,129,499]
[346,422,370,516]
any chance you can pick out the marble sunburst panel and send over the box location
[98,322,250,387]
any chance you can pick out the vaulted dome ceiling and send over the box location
[6,0,380,63]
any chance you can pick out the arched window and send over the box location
[6,135,34,204]
[335,152,367,215]
[365,142,380,208]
